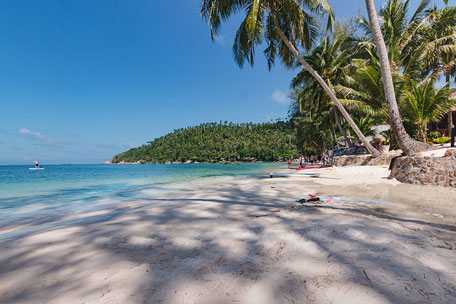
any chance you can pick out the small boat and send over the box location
[29,167,45,170]
[295,165,330,171]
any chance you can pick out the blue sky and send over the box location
[0,0,446,164]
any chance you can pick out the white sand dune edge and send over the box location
[0,166,455,303]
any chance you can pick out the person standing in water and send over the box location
[34,160,39,168]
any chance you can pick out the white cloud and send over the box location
[271,90,288,104]
[19,128,44,139]
[18,128,66,145]
[214,35,225,46]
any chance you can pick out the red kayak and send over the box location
[296,165,330,171]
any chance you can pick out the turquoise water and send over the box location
[0,163,284,238]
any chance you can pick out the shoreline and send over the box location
[1,166,456,303]
[104,160,286,164]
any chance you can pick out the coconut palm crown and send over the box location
[400,80,456,142]
[201,0,382,156]
[201,0,334,70]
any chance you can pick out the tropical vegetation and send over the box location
[200,0,380,156]
[111,121,299,163]
[113,0,456,163]
[400,80,455,142]
[290,0,456,153]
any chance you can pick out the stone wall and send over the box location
[391,149,456,187]
[333,151,401,167]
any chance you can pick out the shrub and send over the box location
[427,131,441,141]
[432,137,451,144]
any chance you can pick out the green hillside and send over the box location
[111,121,298,163]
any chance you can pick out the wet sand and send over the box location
[1,166,455,303]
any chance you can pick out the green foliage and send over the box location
[111,121,299,163]
[380,130,391,142]
[200,0,334,70]
[294,115,332,154]
[289,90,336,154]
[349,116,377,138]
[330,1,456,145]
[432,137,451,144]
[399,80,456,141]
[427,131,442,141]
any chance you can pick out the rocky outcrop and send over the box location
[333,151,401,167]
[391,149,456,187]
[333,148,456,188]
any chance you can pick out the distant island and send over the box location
[109,121,299,164]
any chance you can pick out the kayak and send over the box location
[29,168,45,170]
[295,165,329,171]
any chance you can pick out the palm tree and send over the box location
[337,59,390,117]
[363,0,431,154]
[291,35,360,147]
[337,56,405,149]
[290,96,334,154]
[426,5,456,133]
[351,116,377,138]
[201,0,381,156]
[400,79,456,142]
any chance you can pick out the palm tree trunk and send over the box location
[328,119,340,148]
[389,128,399,150]
[333,106,354,148]
[447,73,453,136]
[270,11,380,157]
[328,120,335,143]
[418,125,426,142]
[364,0,430,155]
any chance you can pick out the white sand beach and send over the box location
[1,166,456,303]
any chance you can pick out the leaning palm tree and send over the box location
[363,0,432,154]
[201,0,381,156]
[400,79,456,142]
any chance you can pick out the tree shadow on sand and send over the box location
[1,182,456,303]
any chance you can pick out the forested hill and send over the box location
[110,121,299,163]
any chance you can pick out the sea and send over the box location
[0,163,284,239]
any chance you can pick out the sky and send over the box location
[0,0,448,164]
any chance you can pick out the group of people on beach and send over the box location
[287,148,334,169]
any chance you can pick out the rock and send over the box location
[444,149,455,157]
[391,151,456,188]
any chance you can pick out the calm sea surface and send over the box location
[0,163,284,238]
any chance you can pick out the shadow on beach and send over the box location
[1,178,456,303]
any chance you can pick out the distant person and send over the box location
[34,161,39,168]
[328,149,334,164]
[321,151,327,165]
[287,159,291,169]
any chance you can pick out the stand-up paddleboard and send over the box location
[30,160,44,170]
[295,165,329,171]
